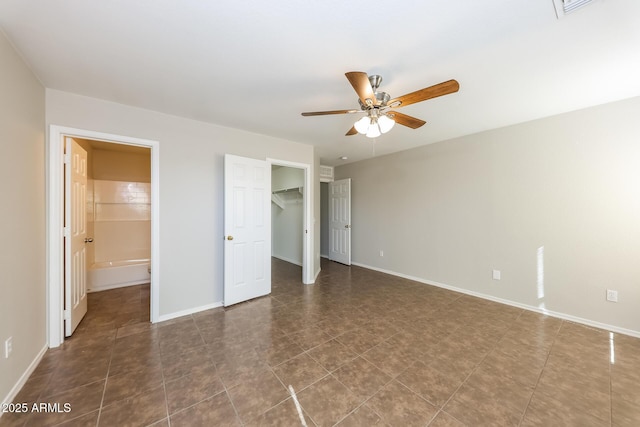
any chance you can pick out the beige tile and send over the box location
[27,380,105,426]
[444,382,523,427]
[612,394,640,427]
[215,349,272,389]
[336,328,383,354]
[170,391,241,427]
[531,380,611,423]
[98,385,167,427]
[462,364,534,414]
[165,365,225,414]
[479,348,544,388]
[245,398,316,426]
[160,345,215,382]
[332,356,392,401]
[335,404,383,426]
[366,380,438,426]
[103,363,164,406]
[273,353,328,392]
[54,410,100,426]
[428,411,466,427]
[15,262,640,427]
[522,391,608,427]
[298,375,361,427]
[396,360,462,407]
[226,369,288,422]
[307,339,358,372]
[254,335,305,367]
[288,326,333,351]
[362,340,415,377]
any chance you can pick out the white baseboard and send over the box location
[351,261,640,339]
[1,343,48,414]
[320,254,329,259]
[156,301,223,323]
[271,254,302,266]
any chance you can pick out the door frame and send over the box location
[267,158,313,285]
[47,125,160,347]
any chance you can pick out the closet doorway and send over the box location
[268,159,312,285]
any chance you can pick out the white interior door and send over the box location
[64,138,88,336]
[224,154,271,306]
[329,178,351,265]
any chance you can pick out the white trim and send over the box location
[351,261,640,339]
[0,344,48,412]
[267,158,314,284]
[156,301,223,323]
[47,126,160,347]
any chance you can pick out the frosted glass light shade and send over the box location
[354,116,371,134]
[366,121,381,138]
[378,115,395,133]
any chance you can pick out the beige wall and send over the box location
[0,32,46,405]
[336,96,640,335]
[92,149,151,182]
[46,89,318,316]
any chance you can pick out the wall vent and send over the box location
[319,165,334,183]
[553,0,596,18]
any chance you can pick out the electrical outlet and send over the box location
[379,250,384,257]
[492,270,501,280]
[606,289,618,302]
[4,337,12,358]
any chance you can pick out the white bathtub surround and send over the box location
[93,180,151,263]
[88,259,151,292]
[86,180,152,292]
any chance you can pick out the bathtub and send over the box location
[87,259,151,292]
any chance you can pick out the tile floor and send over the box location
[2,258,639,426]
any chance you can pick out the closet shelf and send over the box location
[271,187,303,209]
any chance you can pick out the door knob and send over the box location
[84,237,94,243]
[227,236,234,241]
[344,225,351,229]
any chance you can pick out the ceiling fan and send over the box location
[301,72,459,138]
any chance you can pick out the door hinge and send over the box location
[64,153,71,164]
[63,309,70,321]
[63,226,70,237]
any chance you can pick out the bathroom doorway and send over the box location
[47,126,160,347]
[67,138,151,336]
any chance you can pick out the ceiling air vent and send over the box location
[552,0,596,18]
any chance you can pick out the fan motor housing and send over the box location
[358,91,390,110]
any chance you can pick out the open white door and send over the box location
[64,138,89,336]
[329,178,351,265]
[224,154,271,306]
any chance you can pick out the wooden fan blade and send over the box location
[301,109,359,116]
[345,72,378,106]
[388,79,459,108]
[346,126,358,136]
[387,111,426,129]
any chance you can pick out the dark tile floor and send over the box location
[2,258,639,426]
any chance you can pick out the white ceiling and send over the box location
[1,0,639,166]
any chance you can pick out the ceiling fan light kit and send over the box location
[302,71,459,138]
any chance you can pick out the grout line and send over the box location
[95,333,116,427]
[516,319,564,426]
